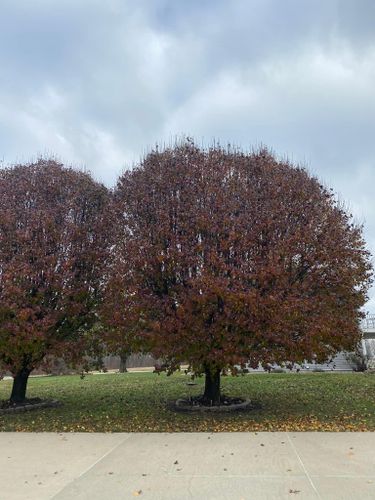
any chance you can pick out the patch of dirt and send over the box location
[0,397,43,410]
[171,395,260,413]
[0,398,61,414]
[193,395,246,406]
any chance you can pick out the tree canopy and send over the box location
[0,159,109,402]
[106,141,372,404]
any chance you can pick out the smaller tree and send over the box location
[0,159,109,403]
[100,256,140,375]
[100,193,146,375]
[119,349,129,373]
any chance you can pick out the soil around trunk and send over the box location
[0,398,61,414]
[171,395,257,413]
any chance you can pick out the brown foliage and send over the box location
[0,159,109,393]
[106,141,372,397]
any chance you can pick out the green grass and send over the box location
[1,372,375,432]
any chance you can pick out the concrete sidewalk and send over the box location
[1,433,375,499]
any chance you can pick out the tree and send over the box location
[0,159,109,403]
[107,140,372,405]
[119,349,129,373]
[99,196,137,375]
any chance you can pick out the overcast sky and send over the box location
[1,0,374,309]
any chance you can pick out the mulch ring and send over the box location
[170,395,260,413]
[0,398,61,414]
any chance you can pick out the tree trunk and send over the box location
[119,352,128,373]
[10,368,31,404]
[203,367,221,405]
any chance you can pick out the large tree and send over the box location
[108,140,372,405]
[0,159,109,403]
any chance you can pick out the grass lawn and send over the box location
[1,371,375,432]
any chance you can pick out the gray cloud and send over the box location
[0,0,374,308]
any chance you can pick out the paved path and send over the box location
[1,432,375,499]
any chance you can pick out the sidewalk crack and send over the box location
[287,433,322,499]
[51,434,132,499]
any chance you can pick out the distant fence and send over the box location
[103,354,158,370]
[28,353,159,376]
